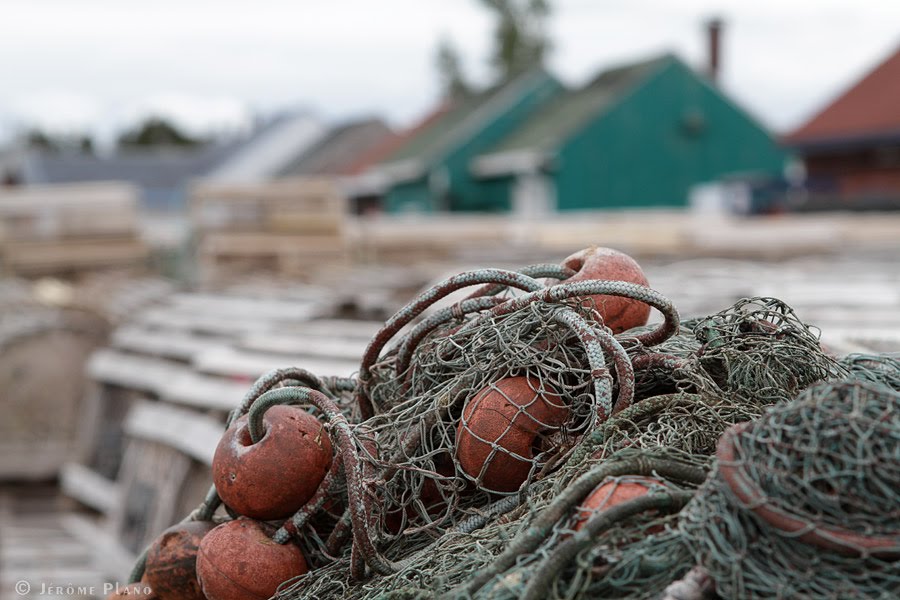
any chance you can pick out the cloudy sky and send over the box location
[0,0,897,144]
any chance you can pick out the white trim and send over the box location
[376,158,425,184]
[471,149,548,178]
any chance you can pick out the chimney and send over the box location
[706,18,724,83]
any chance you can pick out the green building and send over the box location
[471,54,787,213]
[377,69,563,213]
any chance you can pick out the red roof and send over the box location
[344,101,455,174]
[786,44,900,146]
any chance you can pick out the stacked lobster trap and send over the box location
[113,247,900,600]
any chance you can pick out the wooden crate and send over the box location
[191,178,348,280]
[0,182,147,277]
[0,308,108,480]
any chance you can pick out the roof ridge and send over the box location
[786,43,900,145]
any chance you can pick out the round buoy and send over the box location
[457,376,568,493]
[213,405,332,519]
[143,520,216,599]
[196,518,308,600]
[561,246,650,333]
[574,476,666,532]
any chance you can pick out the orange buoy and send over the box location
[213,405,332,519]
[143,520,216,600]
[106,582,156,598]
[456,376,568,493]
[561,247,650,333]
[196,518,307,600]
[574,476,666,532]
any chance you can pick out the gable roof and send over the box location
[203,112,326,183]
[18,145,234,189]
[786,44,900,148]
[276,118,396,177]
[378,68,559,181]
[482,55,673,158]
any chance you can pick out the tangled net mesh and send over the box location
[678,379,900,599]
[269,279,858,599]
[127,260,898,600]
[839,352,900,391]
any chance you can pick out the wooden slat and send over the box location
[59,463,120,515]
[166,293,329,321]
[289,318,384,340]
[192,346,358,379]
[123,401,223,465]
[58,513,136,580]
[2,237,147,275]
[238,331,367,360]
[87,349,246,411]
[110,326,228,361]
[135,304,325,336]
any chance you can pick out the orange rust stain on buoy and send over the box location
[143,520,215,600]
[196,518,308,600]
[561,246,650,334]
[456,376,568,493]
[212,405,332,520]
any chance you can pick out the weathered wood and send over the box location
[238,331,368,360]
[109,438,193,553]
[87,349,245,411]
[135,304,325,336]
[123,401,223,466]
[2,237,148,276]
[110,326,229,361]
[192,345,358,379]
[59,463,120,515]
[0,182,140,240]
[190,177,348,280]
[0,316,101,479]
[167,292,329,320]
[59,513,136,579]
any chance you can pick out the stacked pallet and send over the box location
[0,182,148,277]
[191,177,348,281]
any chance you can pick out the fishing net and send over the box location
[839,352,900,391]
[278,447,709,600]
[678,379,900,599]
[124,258,893,600]
[593,297,845,460]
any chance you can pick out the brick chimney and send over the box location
[706,18,724,83]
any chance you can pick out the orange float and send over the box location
[456,376,568,493]
[196,518,308,600]
[212,405,332,519]
[561,246,650,333]
[143,520,215,600]
[573,476,666,532]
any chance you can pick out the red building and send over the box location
[786,45,900,207]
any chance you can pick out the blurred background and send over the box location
[0,1,898,597]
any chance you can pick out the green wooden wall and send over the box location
[385,178,432,213]
[443,76,561,212]
[385,72,562,213]
[554,60,787,210]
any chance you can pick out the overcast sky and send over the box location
[0,0,898,144]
